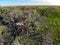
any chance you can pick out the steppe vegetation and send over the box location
[0,6,60,45]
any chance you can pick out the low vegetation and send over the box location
[0,6,60,45]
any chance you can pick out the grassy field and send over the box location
[0,6,60,45]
